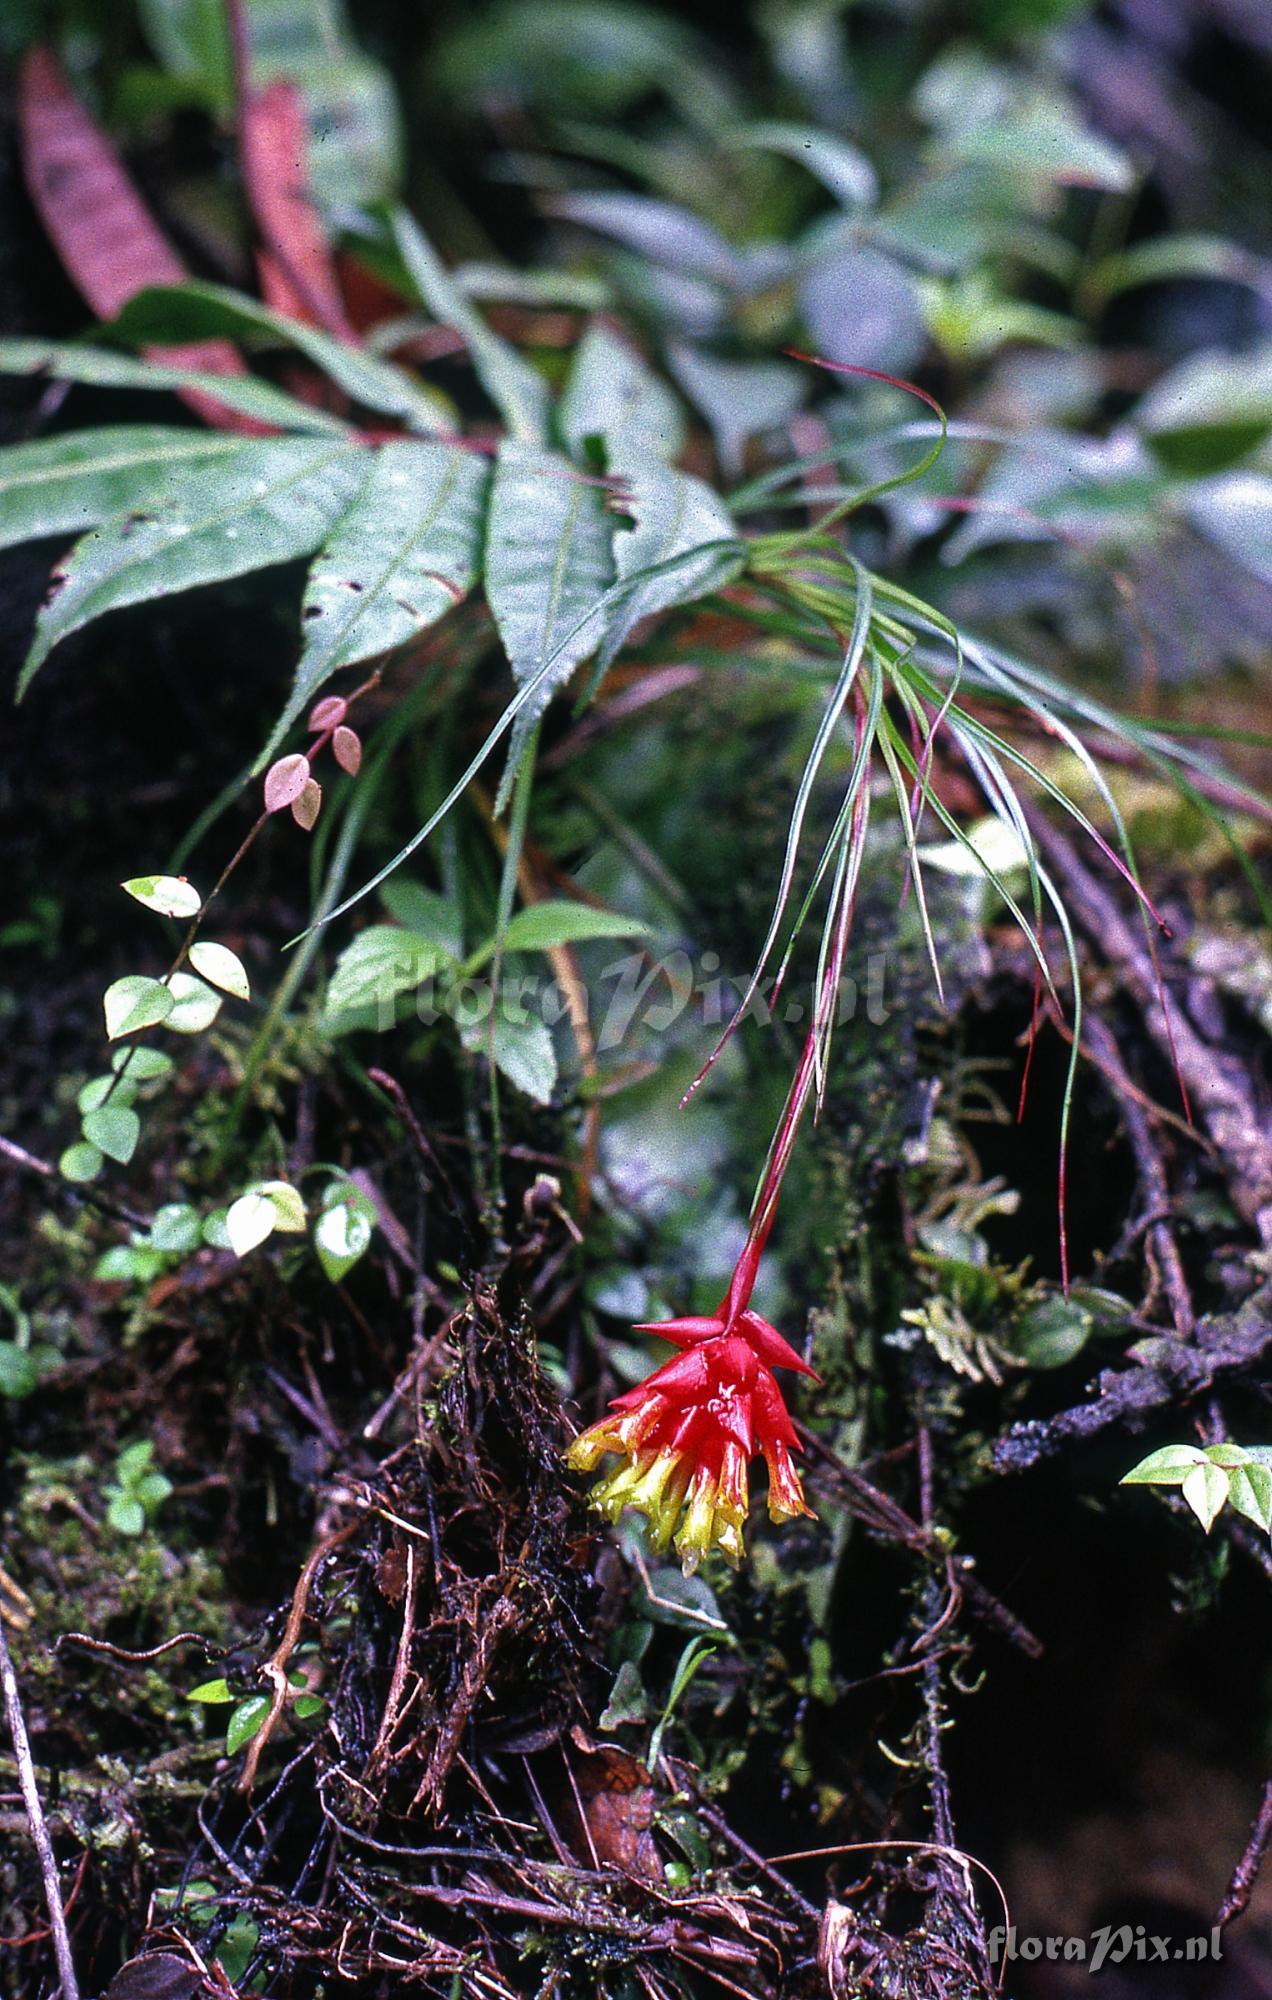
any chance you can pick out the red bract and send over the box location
[567,1269,819,1571]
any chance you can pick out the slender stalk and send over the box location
[0,1615,80,2000]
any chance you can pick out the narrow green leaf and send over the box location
[20,440,365,694]
[112,282,454,434]
[265,439,489,757]
[104,974,174,1040]
[727,121,878,207]
[389,207,549,442]
[0,337,349,434]
[501,900,651,953]
[82,1106,140,1165]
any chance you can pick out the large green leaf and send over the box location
[726,120,878,207]
[112,283,453,434]
[484,439,615,787]
[19,438,365,693]
[0,338,348,435]
[388,209,550,443]
[268,439,490,752]
[666,345,804,478]
[0,427,249,552]
[601,450,743,668]
[559,323,684,462]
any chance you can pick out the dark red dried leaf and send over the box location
[264,752,311,813]
[332,724,363,775]
[17,46,268,436]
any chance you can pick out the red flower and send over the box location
[567,1299,817,1572]
[570,833,858,1571]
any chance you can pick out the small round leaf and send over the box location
[188,1678,234,1704]
[313,1200,373,1283]
[188,941,250,1002]
[292,778,323,831]
[264,753,311,812]
[226,1693,272,1756]
[308,695,347,732]
[111,1046,174,1081]
[104,975,174,1040]
[78,1074,135,1114]
[164,973,222,1035]
[0,1343,38,1399]
[258,1181,307,1233]
[225,1191,279,1259]
[121,875,202,919]
[332,725,362,775]
[82,1105,141,1165]
[60,1141,104,1184]
[150,1203,202,1254]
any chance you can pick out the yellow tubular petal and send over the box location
[566,1422,621,1473]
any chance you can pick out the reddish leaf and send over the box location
[336,253,410,338]
[292,777,323,830]
[308,694,348,733]
[240,78,356,340]
[332,725,362,775]
[18,46,267,436]
[264,752,311,812]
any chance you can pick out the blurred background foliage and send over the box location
[6,0,1270,695]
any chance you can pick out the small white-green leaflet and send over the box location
[188,941,251,1000]
[122,874,203,919]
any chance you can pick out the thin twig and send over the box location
[1219,1778,1272,1927]
[1082,1014,1194,1337]
[0,1614,81,2000]
[238,1519,358,1793]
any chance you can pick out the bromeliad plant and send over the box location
[5,41,1267,1575]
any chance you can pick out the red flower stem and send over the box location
[722,723,871,1328]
